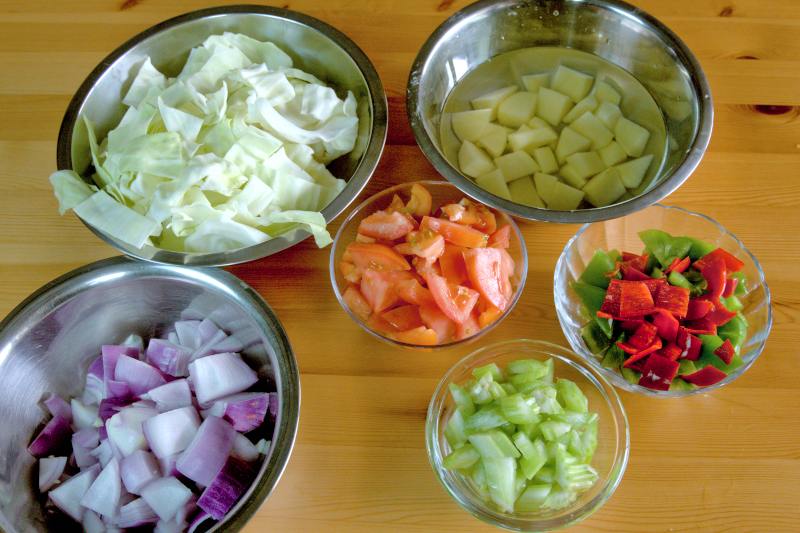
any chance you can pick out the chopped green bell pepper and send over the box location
[579,250,618,289]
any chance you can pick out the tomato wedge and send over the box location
[346,243,410,272]
[393,230,445,260]
[339,261,361,284]
[439,244,469,285]
[360,270,413,312]
[419,304,457,343]
[463,248,509,311]
[406,183,432,217]
[392,326,438,346]
[358,210,415,241]
[421,216,488,248]
[387,194,406,213]
[478,306,503,328]
[355,233,376,244]
[343,286,372,321]
[425,272,479,324]
[441,199,497,233]
[456,312,481,340]
[381,305,424,330]
[488,225,511,249]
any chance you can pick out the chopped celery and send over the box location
[500,394,540,425]
[542,486,578,510]
[448,383,475,416]
[445,408,468,448]
[509,372,547,394]
[500,382,517,395]
[443,443,480,470]
[539,421,571,441]
[556,379,589,413]
[579,250,618,289]
[668,270,693,290]
[534,465,555,484]
[467,376,493,405]
[514,469,528,500]
[488,381,508,400]
[468,430,520,459]
[483,457,517,512]
[531,386,563,415]
[465,406,506,434]
[473,363,503,382]
[470,461,490,500]
[517,437,547,479]
[507,359,548,377]
[511,432,536,458]
[515,483,552,511]
[555,411,596,428]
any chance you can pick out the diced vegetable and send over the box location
[141,476,194,522]
[188,353,258,405]
[176,416,236,486]
[197,457,257,519]
[121,450,162,495]
[27,415,72,458]
[80,457,122,518]
[38,456,68,492]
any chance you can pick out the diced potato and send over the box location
[521,73,550,93]
[536,87,573,126]
[559,164,587,189]
[458,140,495,178]
[659,97,692,122]
[548,181,585,210]
[476,168,512,200]
[532,146,559,174]
[451,109,493,142]
[593,81,621,105]
[598,141,627,167]
[582,167,626,207]
[497,92,537,128]
[528,117,552,130]
[478,124,509,158]
[565,151,605,180]
[517,123,532,132]
[595,102,622,130]
[571,112,614,150]
[555,126,591,163]
[494,150,539,182]
[508,128,558,153]
[616,154,654,188]
[471,85,519,120]
[551,65,594,103]
[509,177,545,208]
[533,173,559,202]
[563,96,599,124]
[615,117,651,157]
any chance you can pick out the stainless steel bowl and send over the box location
[57,5,387,266]
[407,0,713,223]
[0,258,300,532]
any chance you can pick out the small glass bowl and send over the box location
[554,204,773,397]
[330,180,527,349]
[426,339,629,531]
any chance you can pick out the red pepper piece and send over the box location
[621,252,649,273]
[642,278,667,299]
[619,318,644,332]
[621,264,651,281]
[628,322,659,350]
[637,353,680,391]
[596,310,614,320]
[685,298,713,320]
[713,338,736,365]
[620,338,663,367]
[681,365,727,387]
[658,343,683,361]
[665,256,691,274]
[599,279,623,316]
[654,284,690,318]
[651,308,680,343]
[722,277,739,298]
[676,327,702,360]
[694,248,744,273]
[696,255,727,300]
[704,304,736,327]
[619,281,655,318]
[683,318,717,336]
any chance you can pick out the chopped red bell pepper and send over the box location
[696,255,727,300]
[638,354,680,391]
[599,279,623,316]
[714,338,736,365]
[596,310,614,320]
[665,256,691,274]
[694,248,744,273]
[683,318,717,335]
[676,327,702,360]
[681,365,727,386]
[704,301,737,327]
[651,308,679,343]
[619,318,644,332]
[654,284,690,318]
[621,252,649,272]
[722,277,739,298]
[628,322,658,350]
[619,281,655,318]
[685,298,713,320]
[657,343,683,361]
[621,264,651,281]
[642,278,667,299]
[620,338,662,367]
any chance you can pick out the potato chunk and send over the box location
[598,141,627,167]
[551,65,594,103]
[615,117,651,157]
[536,87,573,126]
[555,126,591,163]
[593,81,621,105]
[451,109,492,142]
[583,167,626,207]
[563,96,599,124]
[533,172,559,201]
[497,91,537,128]
[476,168,512,200]
[509,177,545,207]
[565,151,605,181]
[458,140,495,178]
[571,112,614,150]
[471,85,518,119]
[508,127,558,153]
[595,102,622,130]
[477,124,509,158]
[521,72,550,93]
[547,181,585,210]
[616,154,654,188]
[559,164,587,189]
[494,150,539,181]
[532,146,559,174]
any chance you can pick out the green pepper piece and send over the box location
[579,250,618,289]
[571,281,606,316]
[651,266,665,279]
[600,344,626,370]
[677,359,697,375]
[697,334,745,372]
[720,295,744,312]
[639,230,693,267]
[668,270,693,290]
[581,321,610,354]
[717,313,748,351]
[686,237,717,261]
[621,367,641,384]
[731,272,748,296]
[669,378,696,392]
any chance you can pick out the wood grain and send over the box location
[0,1,798,531]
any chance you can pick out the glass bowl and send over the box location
[329,180,527,349]
[554,203,773,397]
[426,339,629,531]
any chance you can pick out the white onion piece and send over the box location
[143,406,201,458]
[167,331,180,346]
[141,476,193,522]
[120,449,161,494]
[106,406,158,457]
[146,379,192,412]
[91,439,114,467]
[209,335,245,355]
[102,345,139,395]
[231,432,259,462]
[115,354,166,395]
[38,456,67,492]
[72,429,100,469]
[71,399,102,430]
[189,353,257,404]
[82,510,105,533]
[80,457,122,518]
[176,416,236,486]
[49,464,100,521]
[118,497,159,528]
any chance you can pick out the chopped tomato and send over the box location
[355,233,376,244]
[412,256,440,278]
[381,305,424,330]
[478,306,503,328]
[346,243,410,272]
[343,286,372,321]
[463,248,509,311]
[455,312,481,340]
[393,230,445,260]
[425,272,479,324]
[392,326,438,346]
[367,313,398,335]
[396,278,436,307]
[441,203,474,224]
[387,194,406,213]
[498,248,515,300]
[358,210,415,241]
[439,244,469,285]
[339,261,361,284]
[421,216,488,248]
[419,304,457,343]
[360,270,413,312]
[441,199,497,233]
[406,183,432,218]
[488,225,511,249]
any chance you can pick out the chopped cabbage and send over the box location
[51,32,358,253]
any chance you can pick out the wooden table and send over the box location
[1,0,799,531]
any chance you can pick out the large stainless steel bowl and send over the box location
[0,258,300,532]
[57,5,387,266]
[407,0,713,223]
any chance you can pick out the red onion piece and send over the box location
[27,415,71,458]
[231,432,259,462]
[197,456,257,519]
[117,497,159,528]
[72,428,101,469]
[43,393,72,422]
[120,449,161,494]
[102,345,139,395]
[49,464,100,521]
[141,476,193,522]
[38,456,67,492]
[216,392,269,432]
[176,416,235,486]
[175,320,202,350]
[80,457,122,518]
[147,339,193,377]
[189,353,257,405]
[143,406,201,458]
[106,406,158,457]
[146,379,193,412]
[115,354,166,396]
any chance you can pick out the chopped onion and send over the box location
[141,476,193,522]
[176,416,235,486]
[91,439,114,467]
[147,339,192,377]
[99,397,128,421]
[72,428,100,468]
[189,353,257,405]
[117,497,159,528]
[82,510,106,533]
[143,406,201,458]
[71,398,102,430]
[107,379,133,400]
[102,344,139,394]
[174,320,202,350]
[43,394,72,421]
[215,392,269,432]
[155,517,187,533]
[197,456,256,519]
[146,379,192,412]
[27,415,71,457]
[38,456,68,492]
[121,449,161,494]
[49,464,100,521]
[188,511,212,533]
[115,354,167,395]
[106,406,158,457]
[159,453,180,477]
[123,333,145,354]
[231,432,259,462]
[255,439,271,455]
[80,457,122,518]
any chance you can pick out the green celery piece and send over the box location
[539,421,572,441]
[468,430,520,459]
[488,381,508,400]
[509,372,548,394]
[470,461,490,501]
[499,423,517,437]
[468,375,493,405]
[561,463,598,491]
[448,383,476,416]
[668,270,693,289]
[542,486,578,511]
[697,334,745,373]
[483,457,517,513]
[718,313,748,350]
[571,281,607,316]
[651,266,665,279]
[720,295,744,312]
[532,385,563,415]
[443,443,481,470]
[445,408,468,448]
[542,358,555,384]
[601,344,626,370]
[581,321,611,354]
[621,367,641,384]
[580,419,598,462]
[500,394,540,425]
[669,378,696,392]
[555,411,596,428]
[519,422,542,440]
[511,432,536,458]
[677,359,698,375]
[500,382,517,395]
[507,358,548,377]
[534,465,555,484]
[473,362,504,382]
[579,250,618,289]
[515,483,552,512]
[639,229,692,267]
[731,272,748,296]
[514,468,528,500]
[686,237,717,261]
[465,406,507,434]
[556,379,589,413]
